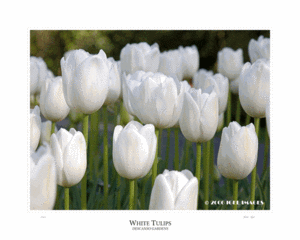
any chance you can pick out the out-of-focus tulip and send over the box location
[266,101,270,137]
[40,76,70,122]
[179,45,199,79]
[123,71,185,128]
[30,106,42,151]
[158,49,183,81]
[193,69,213,87]
[104,57,121,105]
[40,121,57,144]
[149,169,198,210]
[30,56,52,95]
[179,86,219,143]
[30,143,56,210]
[217,47,243,80]
[193,72,229,115]
[248,35,270,63]
[217,113,224,132]
[50,128,87,187]
[60,49,109,114]
[113,121,157,179]
[217,121,258,180]
[239,59,270,118]
[120,42,160,75]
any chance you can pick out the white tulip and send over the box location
[104,57,121,105]
[179,45,199,79]
[120,42,160,75]
[239,59,270,118]
[179,86,219,143]
[158,49,183,81]
[193,69,213,88]
[50,128,87,187]
[248,35,270,63]
[113,121,157,179]
[218,47,243,80]
[40,76,70,122]
[30,143,57,210]
[217,121,258,180]
[30,106,42,151]
[149,169,198,210]
[193,72,229,115]
[60,49,109,114]
[40,121,57,144]
[123,71,185,128]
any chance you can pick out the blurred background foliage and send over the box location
[30,30,270,76]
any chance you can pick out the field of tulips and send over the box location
[30,30,270,211]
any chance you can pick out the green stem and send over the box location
[250,117,260,210]
[246,114,251,125]
[134,180,138,209]
[263,129,269,175]
[117,175,121,210]
[232,179,238,210]
[51,122,56,135]
[209,139,214,200]
[195,143,201,187]
[103,105,108,209]
[152,129,160,186]
[89,111,99,178]
[81,114,89,210]
[204,141,210,210]
[129,179,135,210]
[158,128,162,157]
[185,139,191,170]
[226,89,231,126]
[165,128,171,169]
[174,128,179,171]
[236,99,241,123]
[64,187,69,210]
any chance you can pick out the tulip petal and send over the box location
[175,177,198,210]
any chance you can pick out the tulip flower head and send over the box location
[30,143,57,210]
[120,42,160,75]
[179,45,199,79]
[104,57,121,105]
[50,128,87,187]
[158,49,184,81]
[193,68,213,87]
[113,121,157,180]
[217,47,243,80]
[123,71,185,128]
[179,86,219,143]
[193,72,229,115]
[239,59,270,118]
[60,49,109,114]
[248,35,270,63]
[217,121,258,180]
[30,105,42,152]
[40,121,57,144]
[149,169,198,210]
[40,76,70,122]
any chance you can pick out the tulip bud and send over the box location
[30,106,42,151]
[217,47,243,80]
[217,121,258,180]
[248,35,270,63]
[113,121,157,179]
[40,76,70,122]
[30,143,57,210]
[104,57,121,105]
[40,121,58,144]
[60,49,109,114]
[179,45,199,79]
[239,59,270,118]
[50,128,87,187]
[179,86,219,143]
[120,42,160,75]
[193,72,229,115]
[123,71,185,128]
[149,169,198,210]
[158,49,184,81]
